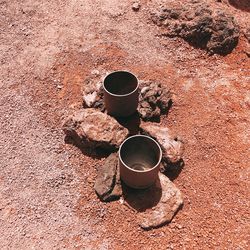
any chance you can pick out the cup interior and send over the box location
[104,71,138,96]
[119,135,162,172]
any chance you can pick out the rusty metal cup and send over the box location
[119,135,162,189]
[103,71,139,117]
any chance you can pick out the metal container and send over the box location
[103,71,139,117]
[119,135,162,189]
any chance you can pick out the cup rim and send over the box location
[118,135,162,173]
[103,70,139,97]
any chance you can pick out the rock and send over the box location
[94,153,122,201]
[132,2,141,11]
[91,69,100,76]
[139,81,172,121]
[62,109,129,151]
[140,174,183,229]
[83,91,98,107]
[83,78,172,121]
[207,12,240,55]
[82,74,105,112]
[124,173,183,229]
[151,0,239,55]
[141,123,184,163]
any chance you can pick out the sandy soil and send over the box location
[0,0,249,249]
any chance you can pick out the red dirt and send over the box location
[0,0,249,249]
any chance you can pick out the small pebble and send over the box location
[91,69,100,76]
[132,2,141,11]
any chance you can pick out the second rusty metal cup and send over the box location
[103,71,139,117]
[119,135,162,189]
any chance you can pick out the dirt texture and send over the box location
[0,0,249,249]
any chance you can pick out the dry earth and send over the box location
[0,0,249,249]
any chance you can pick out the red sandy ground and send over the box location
[0,0,249,249]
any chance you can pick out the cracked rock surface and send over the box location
[139,173,183,229]
[141,123,184,164]
[151,0,240,54]
[139,81,172,121]
[124,173,183,229]
[94,153,122,201]
[63,108,129,151]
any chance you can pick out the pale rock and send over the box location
[63,109,128,151]
[139,173,183,229]
[141,123,184,163]
[132,2,141,11]
[124,173,183,229]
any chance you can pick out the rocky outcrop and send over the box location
[151,0,240,55]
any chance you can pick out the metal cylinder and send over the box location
[119,135,162,189]
[103,71,139,117]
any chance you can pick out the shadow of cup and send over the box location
[115,111,141,135]
[103,71,139,117]
[122,175,162,212]
[119,135,162,189]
